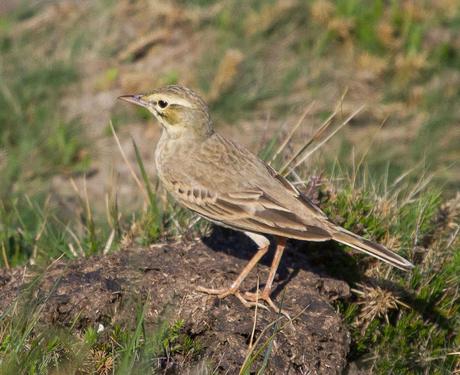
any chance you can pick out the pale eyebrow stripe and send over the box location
[167,97,194,108]
[145,95,194,108]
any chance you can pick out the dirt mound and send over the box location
[0,230,351,374]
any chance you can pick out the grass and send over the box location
[326,177,459,373]
[0,4,92,268]
[0,0,459,373]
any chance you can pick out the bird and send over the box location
[119,85,414,312]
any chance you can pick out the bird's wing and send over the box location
[168,174,332,241]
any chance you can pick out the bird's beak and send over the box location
[118,94,149,108]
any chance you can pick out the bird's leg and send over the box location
[245,237,287,313]
[196,242,269,299]
[197,232,269,307]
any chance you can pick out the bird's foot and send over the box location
[196,285,268,310]
[244,291,291,319]
[196,285,290,317]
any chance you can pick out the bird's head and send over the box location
[119,85,213,139]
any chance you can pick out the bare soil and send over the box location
[0,228,351,374]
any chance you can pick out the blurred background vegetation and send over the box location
[0,0,459,373]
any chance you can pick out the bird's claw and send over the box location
[196,285,268,310]
[244,291,291,319]
[196,285,290,316]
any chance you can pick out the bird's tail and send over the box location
[332,227,414,271]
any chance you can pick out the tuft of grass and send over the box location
[319,170,459,373]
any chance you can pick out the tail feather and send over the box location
[332,228,414,271]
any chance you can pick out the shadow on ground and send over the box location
[203,225,362,296]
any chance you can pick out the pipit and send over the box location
[119,85,413,312]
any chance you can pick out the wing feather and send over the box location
[169,179,331,241]
[264,163,328,219]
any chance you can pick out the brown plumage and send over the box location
[119,85,413,312]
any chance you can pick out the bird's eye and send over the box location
[158,100,168,109]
